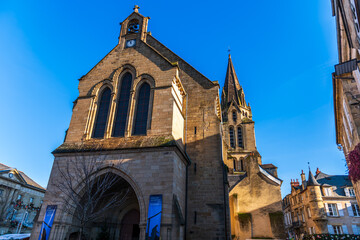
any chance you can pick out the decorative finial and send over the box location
[228,46,231,57]
[308,162,310,171]
[134,5,140,13]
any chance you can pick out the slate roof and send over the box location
[315,171,352,196]
[307,170,320,186]
[0,163,45,191]
[222,55,243,107]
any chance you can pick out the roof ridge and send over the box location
[146,34,216,88]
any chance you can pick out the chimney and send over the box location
[301,170,306,182]
[316,168,321,175]
[293,179,300,187]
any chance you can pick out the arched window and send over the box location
[229,127,235,148]
[240,159,244,171]
[237,126,244,148]
[233,159,237,171]
[92,87,112,138]
[232,111,237,122]
[133,83,151,135]
[113,72,133,137]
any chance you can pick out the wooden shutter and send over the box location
[352,225,359,235]
[337,203,344,216]
[343,225,349,234]
[328,225,334,234]
[346,203,354,216]
[345,188,350,197]
[325,203,330,216]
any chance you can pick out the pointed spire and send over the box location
[222,54,246,109]
[307,169,320,186]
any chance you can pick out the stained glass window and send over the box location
[113,73,132,137]
[92,88,111,138]
[133,83,151,135]
[237,126,244,148]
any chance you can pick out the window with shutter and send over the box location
[333,225,343,234]
[345,188,350,197]
[349,188,356,196]
[328,203,339,216]
[343,225,349,234]
[352,203,360,216]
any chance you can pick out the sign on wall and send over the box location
[38,205,57,240]
[146,195,162,240]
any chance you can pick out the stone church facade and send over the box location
[31,6,229,240]
[221,56,286,239]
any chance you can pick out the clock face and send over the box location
[126,39,136,48]
[9,173,13,178]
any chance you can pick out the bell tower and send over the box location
[221,54,257,172]
[118,5,150,49]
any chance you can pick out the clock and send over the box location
[126,39,136,48]
[9,173,13,178]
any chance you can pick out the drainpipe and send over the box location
[184,92,189,240]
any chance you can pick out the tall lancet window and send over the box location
[133,83,151,135]
[237,126,244,148]
[229,127,235,148]
[232,111,237,122]
[93,87,112,138]
[113,72,133,137]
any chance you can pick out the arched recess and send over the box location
[112,71,134,137]
[90,167,146,223]
[65,166,146,240]
[92,87,112,138]
[132,76,155,135]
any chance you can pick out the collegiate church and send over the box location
[30,6,284,240]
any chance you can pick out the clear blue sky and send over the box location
[0,0,344,196]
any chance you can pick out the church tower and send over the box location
[221,55,285,240]
[221,54,257,172]
[31,6,229,240]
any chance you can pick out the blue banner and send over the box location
[38,205,57,240]
[146,195,162,240]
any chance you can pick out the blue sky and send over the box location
[0,0,344,196]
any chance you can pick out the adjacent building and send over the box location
[331,0,360,203]
[221,55,285,239]
[0,163,45,235]
[283,168,360,238]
